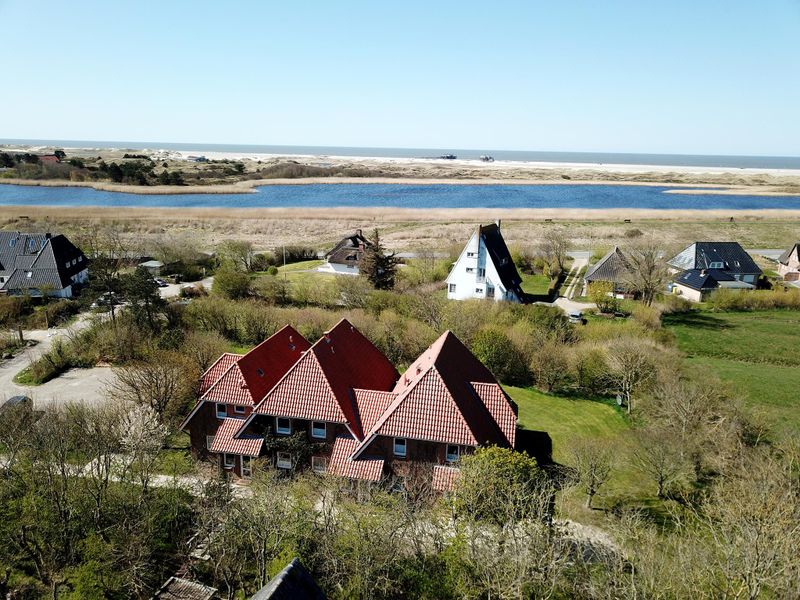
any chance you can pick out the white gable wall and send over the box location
[445,229,520,303]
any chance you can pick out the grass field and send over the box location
[520,273,551,295]
[664,309,800,439]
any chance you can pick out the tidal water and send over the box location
[0,183,799,210]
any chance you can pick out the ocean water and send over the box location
[2,138,800,169]
[1,183,799,210]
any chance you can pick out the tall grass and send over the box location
[708,288,800,311]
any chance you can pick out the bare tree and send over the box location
[606,336,660,414]
[539,229,570,277]
[623,239,669,306]
[631,428,688,498]
[217,239,254,272]
[568,438,615,508]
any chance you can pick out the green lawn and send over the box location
[520,273,551,295]
[664,309,800,439]
[277,259,325,272]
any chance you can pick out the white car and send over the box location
[568,311,583,324]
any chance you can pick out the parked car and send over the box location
[154,278,169,287]
[568,311,584,324]
[90,292,120,309]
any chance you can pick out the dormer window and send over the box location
[709,261,724,269]
[256,368,265,377]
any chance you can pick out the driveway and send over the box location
[0,314,114,410]
[159,277,214,299]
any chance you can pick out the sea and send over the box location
[3,139,800,169]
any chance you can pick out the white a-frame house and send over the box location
[445,221,525,303]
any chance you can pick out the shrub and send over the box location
[471,327,530,385]
[660,294,693,314]
[212,266,252,300]
[707,288,800,311]
[631,303,662,330]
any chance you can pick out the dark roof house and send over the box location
[0,232,88,297]
[323,229,372,273]
[584,246,631,287]
[668,242,761,276]
[250,558,326,600]
[152,577,218,600]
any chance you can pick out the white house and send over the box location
[0,232,88,298]
[319,230,371,275]
[445,221,525,303]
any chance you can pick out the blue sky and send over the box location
[1,0,798,155]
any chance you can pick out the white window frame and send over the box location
[478,268,485,277]
[465,267,475,273]
[393,437,407,458]
[206,435,215,450]
[448,284,456,293]
[311,421,326,439]
[311,455,327,473]
[466,251,477,258]
[241,456,252,477]
[486,286,495,298]
[216,403,227,419]
[446,444,460,463]
[709,261,724,269]
[475,287,483,294]
[223,453,236,469]
[233,405,246,415]
[275,417,292,435]
[276,452,292,470]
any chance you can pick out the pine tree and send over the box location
[360,229,398,290]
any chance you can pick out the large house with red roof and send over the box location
[182,318,520,490]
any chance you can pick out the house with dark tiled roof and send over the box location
[187,319,521,490]
[584,246,632,296]
[0,232,88,297]
[181,325,311,473]
[250,558,325,600]
[446,221,525,303]
[668,241,762,302]
[321,229,372,275]
[152,577,218,600]
[777,242,800,282]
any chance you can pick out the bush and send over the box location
[660,294,693,314]
[212,266,252,300]
[631,303,663,330]
[707,288,800,311]
[470,327,529,385]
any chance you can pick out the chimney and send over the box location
[701,269,707,276]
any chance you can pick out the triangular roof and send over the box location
[251,319,399,439]
[584,246,631,283]
[325,230,372,265]
[199,352,241,395]
[668,242,761,275]
[354,331,516,456]
[0,232,86,292]
[675,268,738,291]
[251,558,326,600]
[778,242,800,265]
[479,223,524,297]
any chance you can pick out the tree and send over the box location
[539,228,570,277]
[217,239,254,272]
[471,327,529,385]
[121,266,166,330]
[53,149,66,160]
[589,280,620,314]
[623,239,669,306]
[212,265,252,299]
[606,336,660,414]
[81,229,129,323]
[567,438,615,508]
[529,339,571,392]
[360,229,398,290]
[631,427,687,498]
[107,162,124,182]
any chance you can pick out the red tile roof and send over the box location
[199,352,241,395]
[253,319,398,438]
[209,418,263,456]
[355,331,516,456]
[432,465,460,492]
[327,435,384,481]
[353,388,397,433]
[202,326,310,406]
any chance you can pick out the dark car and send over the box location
[1,395,32,411]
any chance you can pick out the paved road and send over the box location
[0,315,114,410]
[159,277,214,299]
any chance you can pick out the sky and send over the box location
[1,0,799,156]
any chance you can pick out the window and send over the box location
[466,251,477,257]
[26,271,32,279]
[500,257,508,266]
[206,435,215,450]
[448,284,456,293]
[466,267,475,273]
[487,286,495,298]
[312,456,327,473]
[223,454,236,469]
[478,268,485,277]
[233,405,245,415]
[276,417,292,435]
[475,287,483,294]
[446,445,460,463]
[256,368,265,377]
[216,403,227,419]
[393,437,407,458]
[241,456,252,477]
[709,261,724,269]
[311,421,326,439]
[78,256,83,262]
[65,262,70,268]
[276,452,292,469]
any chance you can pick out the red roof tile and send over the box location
[209,418,263,456]
[202,326,310,406]
[199,352,241,395]
[353,389,397,433]
[254,319,398,438]
[432,465,460,492]
[356,331,516,455]
[327,435,384,482]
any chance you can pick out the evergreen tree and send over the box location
[360,229,398,290]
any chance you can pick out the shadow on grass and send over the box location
[662,311,732,331]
